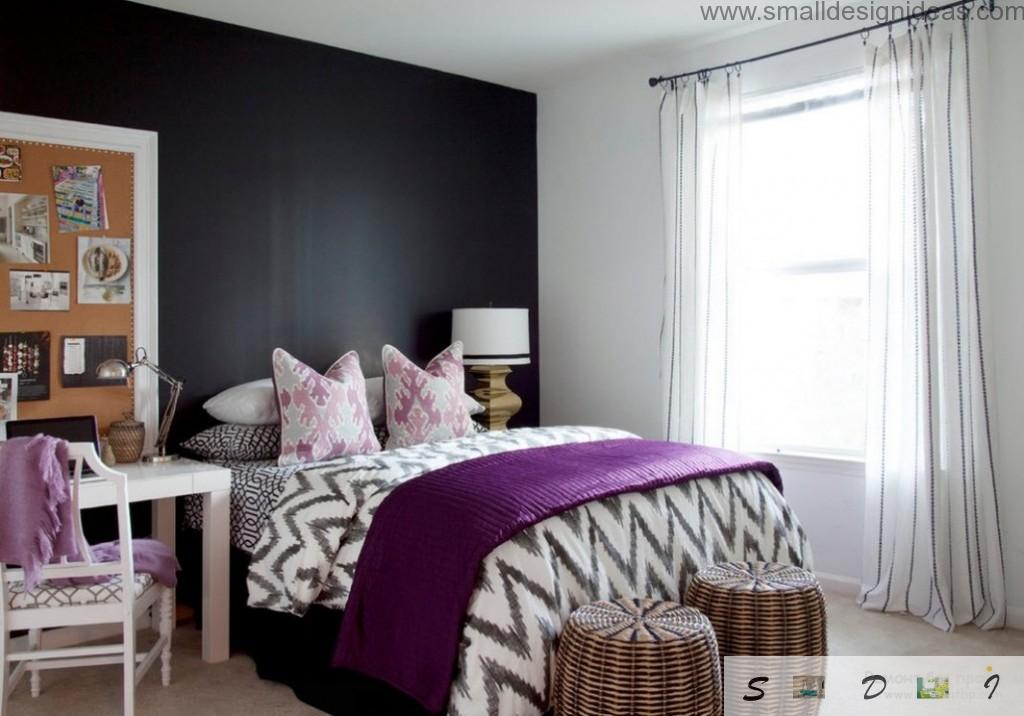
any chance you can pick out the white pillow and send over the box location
[464,393,485,416]
[204,376,484,428]
[203,378,279,425]
[364,376,483,425]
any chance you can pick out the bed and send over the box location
[182,424,811,716]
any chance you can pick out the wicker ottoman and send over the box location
[684,561,827,656]
[552,598,722,716]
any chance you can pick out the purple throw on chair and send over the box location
[0,435,80,590]
[0,435,179,590]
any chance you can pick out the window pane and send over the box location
[740,98,867,270]
[736,79,868,457]
[735,271,867,456]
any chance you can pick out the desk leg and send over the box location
[151,498,176,633]
[202,489,230,662]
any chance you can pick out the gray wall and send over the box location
[1,0,540,443]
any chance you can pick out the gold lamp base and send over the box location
[469,365,522,431]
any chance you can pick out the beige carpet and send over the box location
[7,592,1023,715]
[5,627,322,716]
[826,590,1024,656]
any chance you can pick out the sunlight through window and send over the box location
[736,75,868,458]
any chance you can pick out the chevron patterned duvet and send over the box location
[246,426,812,716]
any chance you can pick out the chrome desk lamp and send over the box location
[96,347,184,463]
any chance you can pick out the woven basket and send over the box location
[684,561,827,657]
[552,598,722,716]
[107,417,146,463]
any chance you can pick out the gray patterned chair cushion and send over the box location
[7,573,156,610]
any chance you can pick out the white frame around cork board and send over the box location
[0,111,160,450]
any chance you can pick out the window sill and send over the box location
[749,450,865,479]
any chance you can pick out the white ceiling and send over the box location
[132,0,758,91]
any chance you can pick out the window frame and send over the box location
[734,76,869,463]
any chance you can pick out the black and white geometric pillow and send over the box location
[182,423,281,461]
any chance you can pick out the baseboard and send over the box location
[1007,605,1024,630]
[815,571,861,598]
[816,572,1024,631]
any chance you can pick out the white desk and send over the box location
[80,458,231,663]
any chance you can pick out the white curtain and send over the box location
[659,71,742,447]
[859,18,1006,630]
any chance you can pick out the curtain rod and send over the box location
[647,0,991,87]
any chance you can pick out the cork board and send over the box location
[0,138,134,432]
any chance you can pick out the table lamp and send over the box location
[452,307,530,431]
[96,346,184,463]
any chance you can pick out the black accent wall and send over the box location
[1,0,539,442]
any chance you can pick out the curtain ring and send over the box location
[697,69,711,83]
[860,29,871,45]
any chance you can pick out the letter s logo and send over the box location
[744,676,769,702]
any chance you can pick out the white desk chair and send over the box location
[0,442,173,715]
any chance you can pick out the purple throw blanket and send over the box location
[0,436,178,590]
[332,439,781,712]
[57,540,179,588]
[0,436,80,589]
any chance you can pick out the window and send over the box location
[735,75,867,459]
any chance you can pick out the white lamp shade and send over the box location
[452,308,530,366]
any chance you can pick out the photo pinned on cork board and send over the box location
[52,165,108,232]
[0,145,22,182]
[0,192,51,263]
[78,236,131,304]
[9,270,71,311]
[0,372,17,424]
[0,331,50,401]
